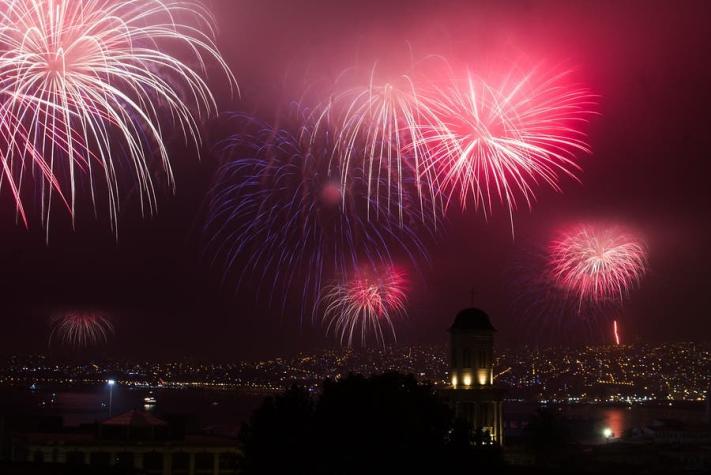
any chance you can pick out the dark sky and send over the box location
[1,0,710,359]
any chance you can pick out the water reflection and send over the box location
[600,407,628,439]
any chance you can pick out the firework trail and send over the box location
[549,224,647,304]
[613,320,621,345]
[307,64,443,225]
[204,114,432,318]
[321,265,407,346]
[0,0,235,230]
[417,68,595,231]
[49,311,114,348]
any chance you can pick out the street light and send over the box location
[107,379,116,417]
[602,427,613,442]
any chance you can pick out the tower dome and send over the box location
[449,307,496,332]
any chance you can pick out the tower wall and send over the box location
[450,331,494,388]
[444,308,504,446]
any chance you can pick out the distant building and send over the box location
[10,410,239,475]
[442,308,505,446]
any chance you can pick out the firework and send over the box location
[418,68,595,228]
[49,311,114,348]
[510,241,629,344]
[0,0,235,229]
[548,224,647,304]
[321,265,407,346]
[307,65,442,225]
[613,320,621,345]
[204,115,432,317]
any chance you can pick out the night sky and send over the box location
[1,0,710,359]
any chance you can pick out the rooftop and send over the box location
[102,410,167,428]
[449,308,496,333]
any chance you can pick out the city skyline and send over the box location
[3,339,710,403]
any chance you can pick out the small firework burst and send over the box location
[49,311,114,348]
[321,265,408,346]
[549,224,647,304]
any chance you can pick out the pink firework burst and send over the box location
[307,65,443,225]
[418,68,596,229]
[0,0,235,230]
[321,266,408,346]
[548,225,647,304]
[49,311,115,348]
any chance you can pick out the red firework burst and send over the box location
[321,266,408,346]
[548,225,647,304]
[49,311,114,348]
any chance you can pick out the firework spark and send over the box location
[49,311,114,348]
[549,224,647,304]
[204,115,432,317]
[321,266,407,346]
[418,68,595,229]
[0,0,235,229]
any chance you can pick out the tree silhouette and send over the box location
[313,372,452,474]
[238,385,314,474]
[238,372,501,474]
[522,407,573,467]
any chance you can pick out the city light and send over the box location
[1,342,709,403]
[107,379,116,386]
[602,427,613,439]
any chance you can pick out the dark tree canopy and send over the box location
[237,386,314,474]
[238,372,502,474]
[523,408,571,450]
[314,372,452,473]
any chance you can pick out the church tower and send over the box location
[444,308,504,445]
